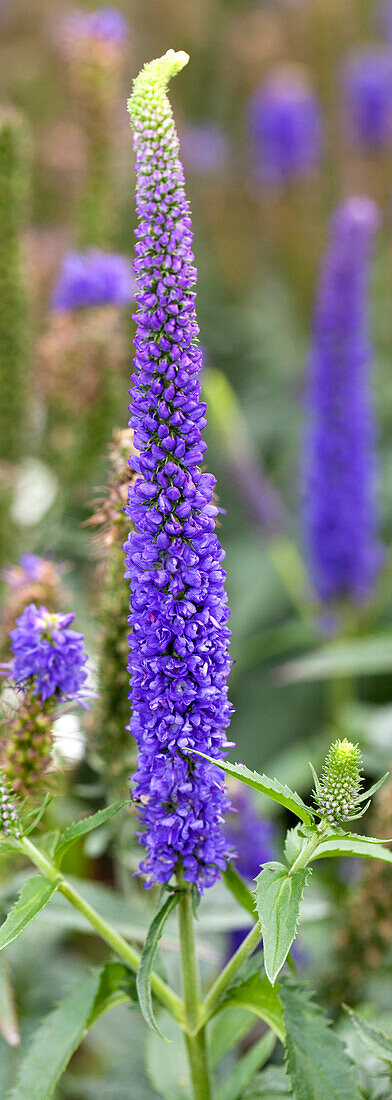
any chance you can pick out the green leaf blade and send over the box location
[191,753,313,824]
[136,892,180,1037]
[313,837,392,864]
[55,801,128,865]
[6,971,101,1100]
[223,863,256,917]
[281,982,361,1100]
[254,864,308,985]
[0,876,59,952]
[344,1006,392,1066]
[217,966,285,1043]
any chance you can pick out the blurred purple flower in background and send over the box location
[225,784,276,952]
[59,6,129,53]
[341,48,392,149]
[2,554,63,590]
[303,196,381,604]
[249,66,321,185]
[51,250,134,311]
[181,122,229,175]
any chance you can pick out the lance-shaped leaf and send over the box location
[313,836,392,864]
[0,875,60,951]
[54,800,128,865]
[344,1006,392,1068]
[191,753,313,825]
[7,971,101,1100]
[136,892,180,1037]
[216,1030,276,1100]
[280,982,361,1100]
[278,635,392,683]
[254,863,309,985]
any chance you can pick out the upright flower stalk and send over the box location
[125,50,233,1097]
[303,197,381,605]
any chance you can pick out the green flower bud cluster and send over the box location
[0,692,54,799]
[314,738,363,826]
[0,774,20,837]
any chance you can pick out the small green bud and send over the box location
[314,739,363,826]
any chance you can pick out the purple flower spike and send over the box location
[303,197,381,604]
[125,52,233,893]
[51,251,135,311]
[342,48,392,149]
[249,67,321,185]
[61,6,129,51]
[10,603,88,703]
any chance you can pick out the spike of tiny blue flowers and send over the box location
[0,776,21,838]
[9,603,89,703]
[303,196,381,604]
[124,51,233,893]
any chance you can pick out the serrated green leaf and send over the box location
[55,801,128,865]
[284,826,305,867]
[280,982,361,1100]
[254,864,308,985]
[136,892,180,1037]
[191,753,313,824]
[279,635,392,683]
[0,875,60,951]
[0,956,19,1047]
[6,971,101,1100]
[23,794,53,836]
[313,836,392,864]
[217,963,285,1043]
[223,863,256,917]
[344,1006,392,1066]
[216,1030,276,1100]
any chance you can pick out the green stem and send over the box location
[201,921,261,1027]
[289,823,328,875]
[19,836,184,1026]
[177,875,212,1100]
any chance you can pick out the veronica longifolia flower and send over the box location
[125,51,233,892]
[303,197,381,604]
[10,603,88,703]
[51,251,134,311]
[342,48,392,149]
[249,66,321,185]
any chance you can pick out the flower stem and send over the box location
[200,921,261,1027]
[177,874,212,1100]
[289,824,328,875]
[19,836,184,1025]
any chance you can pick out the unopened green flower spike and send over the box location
[0,773,21,839]
[313,739,363,826]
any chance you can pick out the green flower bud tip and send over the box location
[0,775,21,838]
[127,49,189,126]
[314,738,363,826]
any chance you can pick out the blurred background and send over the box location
[3,0,392,1095]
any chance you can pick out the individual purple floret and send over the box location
[181,122,229,175]
[249,67,321,185]
[125,52,233,893]
[341,48,392,149]
[9,603,88,703]
[303,197,381,604]
[51,251,134,311]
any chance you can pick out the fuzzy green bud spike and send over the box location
[314,738,363,826]
[0,774,21,838]
[127,49,189,127]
